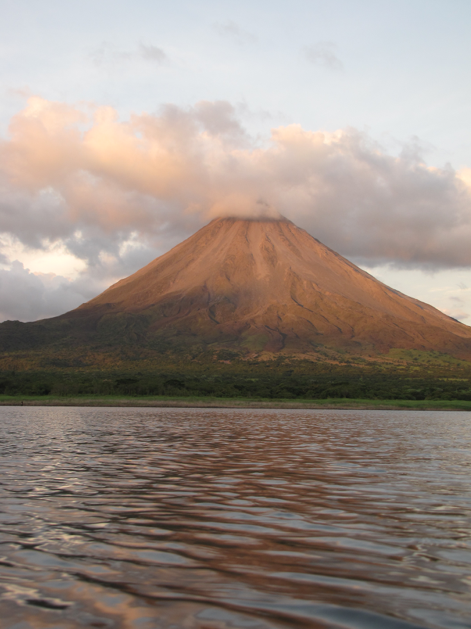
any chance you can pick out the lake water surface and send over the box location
[0,407,470,629]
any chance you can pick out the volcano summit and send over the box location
[2,217,471,362]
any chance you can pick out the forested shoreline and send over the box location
[1,365,470,401]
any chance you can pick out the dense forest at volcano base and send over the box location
[1,348,471,401]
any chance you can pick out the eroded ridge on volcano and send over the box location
[68,217,471,358]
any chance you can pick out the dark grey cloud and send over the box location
[0,181,73,250]
[0,262,97,322]
[287,129,471,269]
[303,42,343,71]
[0,240,170,322]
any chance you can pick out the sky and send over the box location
[1,0,471,323]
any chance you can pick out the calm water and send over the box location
[0,408,470,629]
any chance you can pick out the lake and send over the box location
[0,407,470,628]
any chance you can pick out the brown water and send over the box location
[0,408,470,629]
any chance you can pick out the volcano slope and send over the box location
[1,217,471,365]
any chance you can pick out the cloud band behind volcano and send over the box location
[1,96,471,271]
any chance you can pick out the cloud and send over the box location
[0,237,166,322]
[90,42,168,67]
[194,100,248,142]
[90,43,131,66]
[1,93,471,324]
[138,43,167,63]
[213,20,257,45]
[303,42,343,71]
[0,261,97,322]
[442,308,469,321]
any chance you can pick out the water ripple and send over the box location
[0,407,470,628]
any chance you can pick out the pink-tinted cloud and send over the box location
[1,95,471,275]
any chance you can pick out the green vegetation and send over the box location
[1,394,470,410]
[1,337,470,406]
[1,358,470,403]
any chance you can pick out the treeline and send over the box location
[1,369,471,401]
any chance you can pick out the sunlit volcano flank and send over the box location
[9,216,464,361]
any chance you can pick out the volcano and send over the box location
[2,217,471,361]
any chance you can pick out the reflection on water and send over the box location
[0,407,470,628]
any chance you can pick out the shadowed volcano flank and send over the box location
[69,216,471,358]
